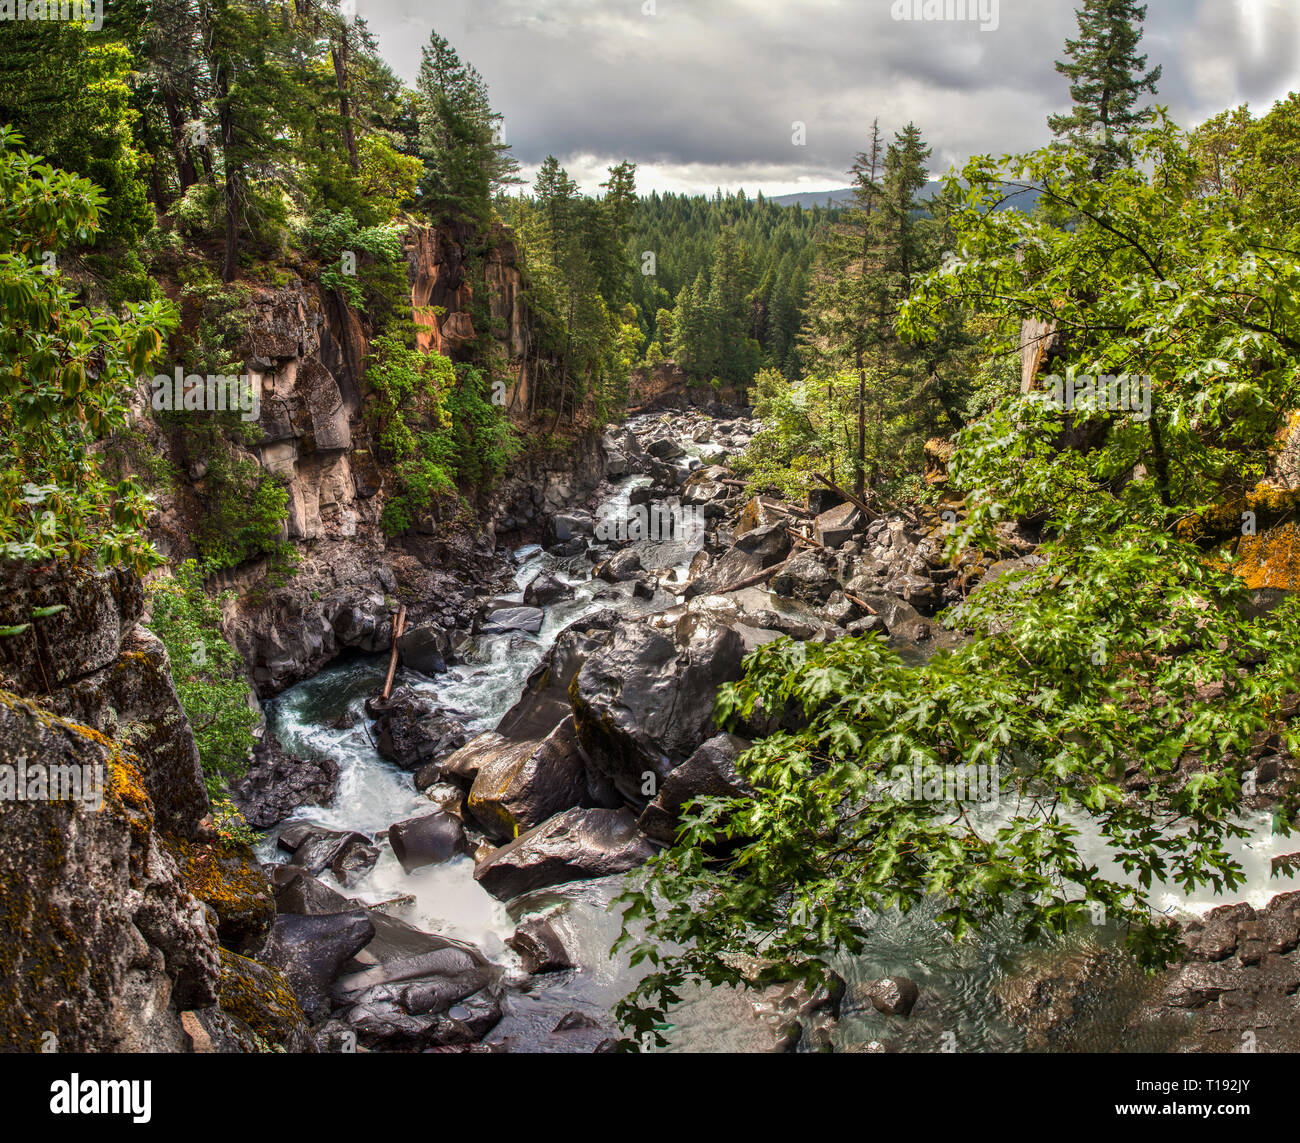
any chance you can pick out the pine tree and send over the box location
[1048,0,1162,178]
[415,30,518,226]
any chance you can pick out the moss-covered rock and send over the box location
[0,691,220,1052]
[214,947,316,1052]
[171,838,275,954]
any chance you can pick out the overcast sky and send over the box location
[357,0,1300,197]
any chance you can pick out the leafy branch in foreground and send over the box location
[615,111,1300,1041]
[0,127,176,573]
[615,532,1300,1039]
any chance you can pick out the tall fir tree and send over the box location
[1048,0,1162,178]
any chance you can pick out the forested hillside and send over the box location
[2,0,1299,1068]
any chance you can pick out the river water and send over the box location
[257,415,1297,1052]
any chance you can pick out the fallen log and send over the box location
[718,559,791,595]
[812,472,881,522]
[844,591,880,616]
[381,604,407,700]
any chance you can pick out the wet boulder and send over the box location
[523,572,571,607]
[507,915,574,974]
[496,610,621,740]
[280,825,379,885]
[645,436,685,461]
[335,912,499,1049]
[371,689,468,771]
[595,549,644,583]
[467,716,590,842]
[232,733,340,830]
[473,808,657,900]
[637,733,755,845]
[553,512,595,543]
[865,976,920,1017]
[571,612,746,805]
[259,909,376,1021]
[271,866,353,916]
[388,812,471,873]
[480,606,545,635]
[397,625,451,675]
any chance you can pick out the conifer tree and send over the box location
[1048,0,1162,178]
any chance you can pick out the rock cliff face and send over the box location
[141,223,606,696]
[0,565,217,1051]
[0,563,327,1053]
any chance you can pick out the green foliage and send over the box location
[616,532,1300,1036]
[1048,0,1162,178]
[414,30,519,226]
[294,207,406,317]
[627,189,825,383]
[0,128,176,574]
[365,334,519,535]
[619,110,1300,1037]
[0,21,153,246]
[148,560,259,798]
[176,264,253,375]
[510,158,638,423]
[191,432,297,583]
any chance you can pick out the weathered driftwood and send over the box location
[813,472,881,522]
[382,604,407,700]
[718,559,791,594]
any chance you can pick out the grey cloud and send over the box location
[360,0,1300,193]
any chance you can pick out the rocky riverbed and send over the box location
[229,404,1299,1053]
[3,403,1295,1053]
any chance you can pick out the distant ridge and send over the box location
[771,181,1042,213]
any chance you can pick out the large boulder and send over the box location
[467,716,590,842]
[570,612,746,805]
[388,811,471,872]
[480,606,545,635]
[232,732,339,829]
[850,591,931,644]
[686,523,790,598]
[681,465,731,506]
[595,549,644,583]
[271,866,353,916]
[280,825,379,885]
[258,910,376,1021]
[473,808,657,900]
[335,911,499,1049]
[735,496,787,539]
[645,436,685,461]
[397,625,450,675]
[815,502,864,549]
[637,733,754,845]
[523,572,571,607]
[370,687,467,771]
[495,610,621,741]
[771,551,837,603]
[552,512,594,543]
[211,947,317,1052]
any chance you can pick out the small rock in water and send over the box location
[865,976,920,1017]
[507,915,574,974]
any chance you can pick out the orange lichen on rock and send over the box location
[1232,521,1300,591]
